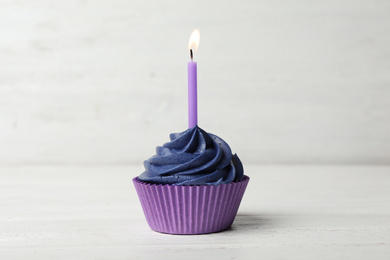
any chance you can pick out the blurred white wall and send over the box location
[0,0,389,165]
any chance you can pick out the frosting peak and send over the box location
[139,126,244,185]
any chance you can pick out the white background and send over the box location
[1,2,390,259]
[1,0,389,165]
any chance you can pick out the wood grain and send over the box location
[1,165,389,259]
[0,0,390,165]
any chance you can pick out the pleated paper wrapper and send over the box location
[133,175,250,235]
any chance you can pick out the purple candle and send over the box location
[188,58,197,128]
[188,29,200,128]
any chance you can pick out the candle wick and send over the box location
[190,49,193,61]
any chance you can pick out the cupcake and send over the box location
[133,125,249,235]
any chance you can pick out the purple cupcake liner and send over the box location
[133,175,250,235]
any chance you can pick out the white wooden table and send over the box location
[1,165,389,259]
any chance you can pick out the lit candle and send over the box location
[188,29,200,128]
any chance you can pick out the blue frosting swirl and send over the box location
[138,126,244,185]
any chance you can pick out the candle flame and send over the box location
[188,29,200,52]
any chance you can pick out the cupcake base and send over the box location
[133,175,250,235]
